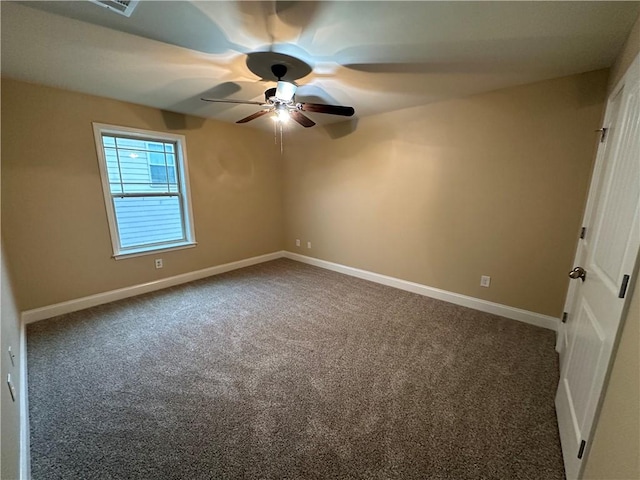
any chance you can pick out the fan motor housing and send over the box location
[265,87,277,102]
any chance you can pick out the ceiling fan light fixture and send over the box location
[202,62,354,127]
[275,81,296,102]
[274,107,291,123]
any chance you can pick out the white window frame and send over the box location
[92,123,197,259]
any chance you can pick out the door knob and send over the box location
[569,266,587,282]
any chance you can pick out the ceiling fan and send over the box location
[201,64,355,128]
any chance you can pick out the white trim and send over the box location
[283,252,559,331]
[19,320,30,480]
[21,250,559,332]
[113,241,197,260]
[21,251,285,324]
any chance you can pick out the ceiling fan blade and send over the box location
[298,103,355,117]
[201,97,265,106]
[236,109,272,124]
[290,110,316,128]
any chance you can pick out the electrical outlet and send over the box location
[155,258,163,269]
[8,346,15,367]
[480,275,491,287]
[295,239,301,247]
[307,241,312,249]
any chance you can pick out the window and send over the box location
[93,123,196,258]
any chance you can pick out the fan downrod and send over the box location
[271,64,287,81]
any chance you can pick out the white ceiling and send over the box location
[2,1,638,130]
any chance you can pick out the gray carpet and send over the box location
[27,258,565,479]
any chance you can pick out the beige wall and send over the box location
[1,246,23,480]
[583,12,640,480]
[283,70,608,317]
[1,79,283,311]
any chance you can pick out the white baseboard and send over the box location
[21,249,559,333]
[19,321,30,480]
[21,251,285,324]
[283,252,559,331]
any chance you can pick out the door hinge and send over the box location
[577,439,587,459]
[580,227,586,239]
[562,312,568,323]
[596,127,608,143]
[618,275,630,299]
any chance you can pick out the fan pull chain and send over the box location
[280,122,284,155]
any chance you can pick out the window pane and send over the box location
[113,196,184,248]
[115,137,147,151]
[104,148,123,186]
[103,146,175,193]
[150,164,168,184]
[147,142,165,152]
[149,152,166,165]
[109,183,124,194]
[112,151,148,188]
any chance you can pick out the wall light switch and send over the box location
[295,239,301,247]
[480,275,491,288]
[307,241,312,249]
[7,374,16,402]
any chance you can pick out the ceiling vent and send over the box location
[88,0,139,17]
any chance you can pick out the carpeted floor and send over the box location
[27,258,565,479]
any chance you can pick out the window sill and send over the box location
[113,241,197,260]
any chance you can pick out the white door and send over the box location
[555,53,640,480]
